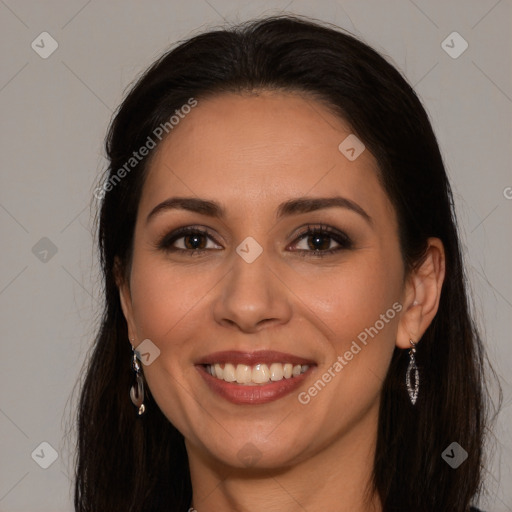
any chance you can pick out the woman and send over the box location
[74,14,498,512]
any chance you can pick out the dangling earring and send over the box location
[406,339,419,405]
[129,341,146,415]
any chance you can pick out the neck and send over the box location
[187,402,382,512]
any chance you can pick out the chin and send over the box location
[192,431,315,471]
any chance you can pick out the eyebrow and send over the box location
[146,195,373,226]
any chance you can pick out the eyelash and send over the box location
[156,224,353,258]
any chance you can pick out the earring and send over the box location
[406,339,419,405]
[129,341,146,415]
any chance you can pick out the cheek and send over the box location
[129,254,207,344]
[297,255,402,338]
[127,255,210,432]
[298,251,403,394]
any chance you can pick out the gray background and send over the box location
[0,0,511,510]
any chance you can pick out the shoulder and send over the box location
[470,507,486,512]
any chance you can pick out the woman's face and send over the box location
[119,90,409,469]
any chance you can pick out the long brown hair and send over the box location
[72,15,501,512]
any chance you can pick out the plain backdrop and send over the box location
[0,1,511,511]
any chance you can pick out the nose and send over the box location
[212,246,293,333]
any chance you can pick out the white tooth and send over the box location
[269,363,284,381]
[223,363,236,382]
[252,363,270,383]
[210,362,309,383]
[292,364,302,377]
[214,363,223,379]
[235,364,252,384]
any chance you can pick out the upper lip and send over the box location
[195,350,316,366]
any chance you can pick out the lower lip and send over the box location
[196,366,312,405]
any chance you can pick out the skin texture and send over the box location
[118,91,445,512]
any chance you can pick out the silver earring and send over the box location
[406,339,419,405]
[129,342,146,415]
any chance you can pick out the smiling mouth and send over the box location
[204,362,310,385]
[195,350,316,404]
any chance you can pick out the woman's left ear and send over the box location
[396,237,446,349]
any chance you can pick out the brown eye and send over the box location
[157,227,222,255]
[291,225,353,257]
[181,233,207,250]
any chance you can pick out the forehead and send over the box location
[139,91,394,225]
